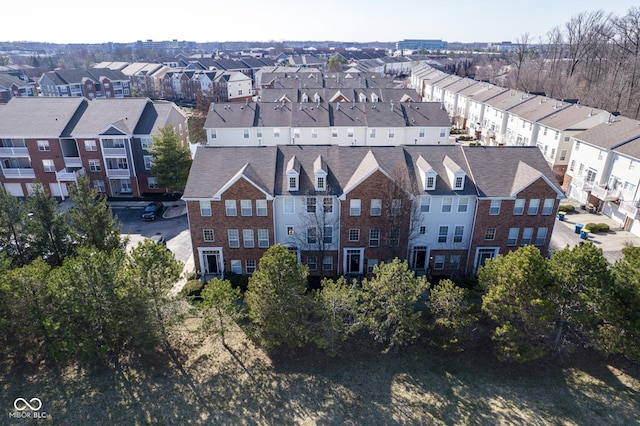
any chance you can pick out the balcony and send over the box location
[0,147,29,156]
[56,167,85,182]
[106,168,130,178]
[619,200,640,219]
[1,168,35,178]
[571,175,595,191]
[102,147,127,156]
[63,157,82,168]
[590,185,620,201]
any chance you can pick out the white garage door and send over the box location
[4,183,24,197]
[49,182,68,197]
[630,219,640,237]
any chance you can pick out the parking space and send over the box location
[110,202,192,265]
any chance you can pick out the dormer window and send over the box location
[454,175,465,190]
[425,174,436,190]
[417,155,437,191]
[287,155,300,191]
[288,176,298,191]
[313,155,328,191]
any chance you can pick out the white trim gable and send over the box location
[443,155,466,190]
[313,155,328,191]
[286,155,300,192]
[416,155,437,191]
[340,150,392,199]
[213,163,274,200]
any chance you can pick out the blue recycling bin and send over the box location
[580,230,589,240]
[558,212,565,221]
[575,223,584,234]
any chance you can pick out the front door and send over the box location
[344,248,363,275]
[411,246,428,270]
[474,247,498,273]
[202,249,222,279]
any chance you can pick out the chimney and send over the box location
[390,101,394,112]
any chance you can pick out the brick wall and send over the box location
[188,178,273,276]
[340,170,411,274]
[469,177,560,274]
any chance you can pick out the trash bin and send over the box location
[580,230,589,239]
[587,205,596,214]
[558,212,566,221]
[575,223,584,234]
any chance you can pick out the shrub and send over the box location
[597,223,610,232]
[182,279,205,297]
[559,204,575,212]
[585,223,600,232]
[224,271,249,292]
[458,135,474,141]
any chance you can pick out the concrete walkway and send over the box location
[550,209,640,262]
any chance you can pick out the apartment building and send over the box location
[184,144,562,281]
[204,101,451,147]
[39,68,131,99]
[0,97,189,199]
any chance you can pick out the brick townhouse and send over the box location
[184,144,563,280]
[0,97,188,199]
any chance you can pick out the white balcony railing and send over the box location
[0,147,29,156]
[1,168,35,178]
[106,168,130,178]
[102,147,127,156]
[590,185,620,201]
[619,200,640,219]
[571,175,595,191]
[56,167,85,181]
[63,157,82,168]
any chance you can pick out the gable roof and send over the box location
[572,115,640,149]
[70,98,151,137]
[183,146,278,199]
[0,97,88,138]
[461,146,563,198]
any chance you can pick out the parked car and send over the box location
[141,202,163,221]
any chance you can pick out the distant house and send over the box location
[39,68,131,99]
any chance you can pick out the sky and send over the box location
[3,0,638,45]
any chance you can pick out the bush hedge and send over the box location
[182,279,205,297]
[584,223,610,233]
[559,204,575,212]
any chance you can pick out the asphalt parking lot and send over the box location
[110,201,192,266]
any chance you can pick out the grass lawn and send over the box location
[2,316,639,425]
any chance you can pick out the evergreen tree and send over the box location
[359,258,428,353]
[479,245,555,362]
[245,245,311,349]
[148,125,192,193]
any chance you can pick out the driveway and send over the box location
[550,210,640,262]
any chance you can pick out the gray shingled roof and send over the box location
[612,137,640,160]
[484,90,533,110]
[461,146,563,198]
[404,145,477,195]
[330,103,368,127]
[403,103,451,127]
[204,102,257,128]
[0,97,87,138]
[507,96,571,122]
[362,102,407,127]
[70,98,151,137]
[573,115,640,149]
[183,145,278,199]
[537,104,607,131]
[291,102,331,127]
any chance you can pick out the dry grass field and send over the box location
[2,316,639,425]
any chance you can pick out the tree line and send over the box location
[200,243,640,363]
[0,175,182,366]
[473,7,640,120]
